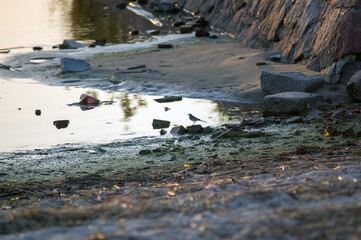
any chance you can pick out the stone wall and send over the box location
[183,0,361,72]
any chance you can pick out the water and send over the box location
[0,0,262,152]
[0,0,165,49]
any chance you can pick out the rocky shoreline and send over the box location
[1,1,361,239]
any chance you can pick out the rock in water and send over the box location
[154,96,182,103]
[53,120,70,129]
[60,58,90,73]
[170,126,187,135]
[260,71,324,94]
[186,125,204,134]
[152,119,171,129]
[60,40,85,49]
[347,70,361,101]
[262,92,323,116]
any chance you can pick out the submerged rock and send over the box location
[152,119,171,129]
[260,71,324,94]
[60,58,90,74]
[262,92,323,115]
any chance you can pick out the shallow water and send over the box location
[0,78,261,152]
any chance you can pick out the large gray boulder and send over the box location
[346,70,361,101]
[262,92,323,115]
[60,58,90,74]
[260,71,324,94]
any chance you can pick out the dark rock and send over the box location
[256,62,267,66]
[340,61,361,85]
[150,0,180,13]
[325,126,339,136]
[160,129,167,135]
[60,58,90,74]
[116,1,128,9]
[260,71,324,94]
[186,125,204,134]
[158,42,173,48]
[285,116,303,124]
[139,149,151,155]
[53,120,70,129]
[152,119,171,129]
[61,40,85,49]
[148,30,160,35]
[154,96,182,103]
[195,29,209,37]
[172,19,185,27]
[203,126,213,133]
[342,127,355,138]
[95,39,106,46]
[127,65,146,70]
[0,64,10,70]
[35,109,41,116]
[337,11,361,57]
[179,25,193,34]
[130,30,139,36]
[33,46,42,51]
[346,70,361,101]
[0,49,10,54]
[138,0,148,5]
[170,126,187,135]
[195,17,208,27]
[262,92,323,116]
[52,45,59,49]
[79,94,100,105]
[88,44,96,48]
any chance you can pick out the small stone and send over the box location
[195,29,209,37]
[53,120,70,129]
[154,96,182,103]
[245,118,264,126]
[172,19,184,27]
[256,62,267,66]
[88,44,96,48]
[152,119,170,129]
[179,25,193,34]
[35,109,41,116]
[158,43,173,49]
[203,126,213,133]
[33,46,43,51]
[186,125,204,134]
[170,126,187,135]
[61,40,85,49]
[139,149,151,155]
[60,58,90,74]
[160,129,167,135]
[95,39,106,46]
[129,30,139,36]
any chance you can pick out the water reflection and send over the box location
[0,0,162,49]
[117,93,148,121]
[63,0,156,44]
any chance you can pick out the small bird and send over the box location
[188,113,207,125]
